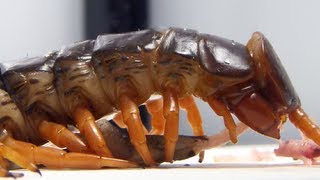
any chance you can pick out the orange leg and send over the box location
[207,96,238,144]
[0,155,25,178]
[0,156,9,170]
[0,141,39,175]
[145,98,166,135]
[179,95,205,162]
[73,106,113,157]
[179,95,204,136]
[289,108,320,145]
[0,168,24,178]
[163,89,179,163]
[38,120,89,153]
[113,111,149,134]
[113,113,127,129]
[2,136,137,169]
[119,95,156,166]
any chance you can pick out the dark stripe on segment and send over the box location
[124,65,147,71]
[29,78,40,84]
[12,81,26,93]
[179,66,194,75]
[64,87,78,96]
[179,66,192,71]
[181,62,193,67]
[35,91,45,96]
[132,71,142,74]
[105,58,118,65]
[1,99,14,106]
[0,116,11,123]
[43,83,52,87]
[68,72,91,81]
[72,67,81,72]
[158,59,171,65]
[77,79,87,83]
[168,72,185,79]
[114,75,130,82]
[11,107,18,110]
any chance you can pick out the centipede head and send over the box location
[215,32,304,140]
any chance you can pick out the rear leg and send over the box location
[0,137,39,177]
[2,132,138,169]
[0,168,23,178]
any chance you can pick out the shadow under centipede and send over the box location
[159,162,315,169]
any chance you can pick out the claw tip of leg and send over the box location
[35,169,42,176]
[7,172,24,179]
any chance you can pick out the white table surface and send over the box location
[9,144,320,180]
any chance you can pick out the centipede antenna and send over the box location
[289,108,320,146]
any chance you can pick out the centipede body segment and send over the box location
[0,28,319,176]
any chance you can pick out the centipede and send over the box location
[0,27,319,177]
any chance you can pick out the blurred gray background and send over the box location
[0,0,319,144]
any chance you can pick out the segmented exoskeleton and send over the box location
[0,28,319,177]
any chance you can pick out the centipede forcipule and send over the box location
[0,28,320,177]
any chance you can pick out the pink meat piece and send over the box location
[274,140,320,165]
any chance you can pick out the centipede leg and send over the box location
[0,156,9,170]
[162,89,179,163]
[289,108,320,145]
[0,142,39,176]
[207,95,238,143]
[113,113,127,129]
[179,95,205,162]
[73,106,113,157]
[37,120,89,153]
[179,95,204,136]
[2,136,138,169]
[0,168,10,178]
[119,95,156,166]
[145,98,166,135]
[113,111,149,134]
[0,156,24,178]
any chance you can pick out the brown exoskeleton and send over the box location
[0,28,319,177]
